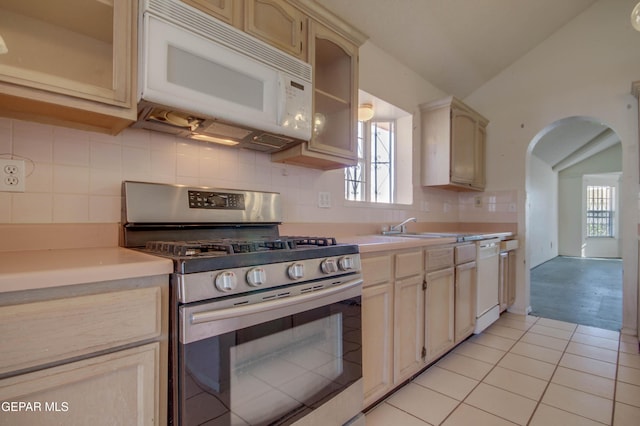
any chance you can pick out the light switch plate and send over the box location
[0,158,26,192]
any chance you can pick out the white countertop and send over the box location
[338,232,514,253]
[0,247,173,294]
[0,231,514,294]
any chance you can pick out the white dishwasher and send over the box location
[474,238,501,333]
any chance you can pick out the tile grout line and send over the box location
[523,321,621,426]
[522,320,580,426]
[435,315,541,426]
[375,316,622,426]
[455,317,616,426]
[610,335,621,425]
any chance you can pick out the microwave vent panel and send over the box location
[251,133,294,149]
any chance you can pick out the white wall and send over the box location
[559,143,623,257]
[558,175,583,256]
[466,0,640,334]
[528,155,558,268]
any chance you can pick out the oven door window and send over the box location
[179,296,361,426]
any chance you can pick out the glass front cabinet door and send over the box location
[0,0,137,133]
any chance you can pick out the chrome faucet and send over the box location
[386,217,417,234]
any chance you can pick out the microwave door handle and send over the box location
[190,278,362,325]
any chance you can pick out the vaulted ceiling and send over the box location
[315,0,598,99]
[314,0,619,168]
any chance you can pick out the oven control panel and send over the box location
[188,190,245,209]
[175,255,362,303]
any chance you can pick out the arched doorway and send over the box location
[525,116,623,330]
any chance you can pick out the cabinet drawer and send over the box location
[0,286,162,375]
[500,239,519,251]
[0,343,159,426]
[425,246,454,272]
[395,250,423,279]
[362,255,392,287]
[455,243,476,264]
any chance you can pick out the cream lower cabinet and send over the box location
[499,250,517,312]
[0,277,168,426]
[455,261,477,342]
[454,243,477,343]
[0,343,159,426]
[361,254,394,407]
[499,239,518,312]
[424,267,455,362]
[424,246,455,362]
[362,244,475,407]
[393,250,424,384]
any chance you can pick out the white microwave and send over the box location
[135,0,313,152]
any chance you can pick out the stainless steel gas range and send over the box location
[121,181,364,426]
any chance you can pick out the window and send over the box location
[586,185,615,237]
[345,91,412,205]
[345,120,395,203]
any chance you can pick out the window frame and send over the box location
[585,184,615,238]
[345,118,396,204]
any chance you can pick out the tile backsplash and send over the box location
[0,118,518,226]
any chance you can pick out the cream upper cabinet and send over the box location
[420,96,489,191]
[0,0,137,134]
[180,0,243,26]
[272,7,366,170]
[245,0,307,60]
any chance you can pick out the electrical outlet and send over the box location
[0,159,26,192]
[318,192,331,208]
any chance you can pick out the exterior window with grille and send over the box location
[345,120,395,203]
[586,185,615,237]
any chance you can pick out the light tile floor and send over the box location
[365,313,640,425]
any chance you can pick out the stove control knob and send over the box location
[338,256,355,271]
[215,271,237,292]
[246,267,267,287]
[287,263,305,280]
[321,258,338,274]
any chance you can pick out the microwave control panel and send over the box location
[279,74,312,137]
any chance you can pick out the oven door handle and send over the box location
[182,277,362,343]
[191,278,362,325]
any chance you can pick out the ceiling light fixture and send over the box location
[632,2,640,31]
[358,103,374,121]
